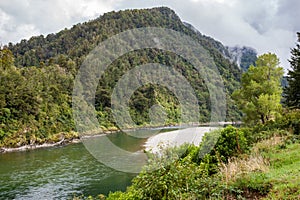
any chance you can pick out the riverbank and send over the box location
[0,136,81,153]
[0,126,121,153]
[0,122,232,153]
[0,124,173,153]
[144,126,219,153]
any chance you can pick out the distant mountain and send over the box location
[226,46,257,71]
[183,22,257,71]
[1,7,243,147]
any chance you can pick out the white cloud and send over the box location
[0,0,117,44]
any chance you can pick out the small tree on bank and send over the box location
[284,32,300,108]
[233,53,284,124]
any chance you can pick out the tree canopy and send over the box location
[233,53,284,124]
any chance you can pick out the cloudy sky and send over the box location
[0,0,299,71]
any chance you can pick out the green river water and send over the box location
[0,132,148,199]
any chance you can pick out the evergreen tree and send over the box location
[284,32,300,108]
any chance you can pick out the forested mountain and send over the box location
[1,7,242,147]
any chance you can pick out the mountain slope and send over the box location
[227,46,257,71]
[8,8,242,84]
[183,22,257,71]
[1,7,242,147]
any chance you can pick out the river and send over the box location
[0,126,216,199]
[0,132,147,200]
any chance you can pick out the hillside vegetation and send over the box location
[0,7,242,147]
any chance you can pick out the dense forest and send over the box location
[0,7,244,147]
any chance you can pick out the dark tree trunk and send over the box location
[261,114,265,124]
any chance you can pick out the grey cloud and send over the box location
[276,0,300,31]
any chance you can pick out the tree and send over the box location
[0,48,15,70]
[233,53,284,124]
[284,32,300,108]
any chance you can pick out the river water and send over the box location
[0,132,148,200]
[0,126,210,199]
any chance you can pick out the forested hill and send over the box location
[0,7,242,147]
[8,7,240,78]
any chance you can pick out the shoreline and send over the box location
[0,122,235,153]
[144,126,219,153]
[0,137,81,153]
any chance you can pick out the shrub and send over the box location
[214,126,248,162]
[276,109,300,135]
[107,159,225,200]
[195,126,248,165]
[196,128,221,162]
[189,126,248,175]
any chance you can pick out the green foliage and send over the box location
[107,156,224,200]
[105,126,249,199]
[214,126,248,162]
[267,109,300,135]
[242,109,300,145]
[195,126,248,166]
[232,173,272,196]
[197,129,221,159]
[104,122,300,200]
[233,53,284,124]
[1,7,243,146]
[0,49,75,147]
[284,32,300,108]
[0,48,15,70]
[192,128,221,174]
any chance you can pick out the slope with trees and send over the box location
[0,48,76,147]
[1,7,242,148]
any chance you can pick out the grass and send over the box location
[262,142,300,199]
[220,153,269,184]
[226,136,300,199]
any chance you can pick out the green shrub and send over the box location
[276,109,300,135]
[195,126,248,166]
[196,128,221,162]
[214,126,248,162]
[107,160,225,200]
